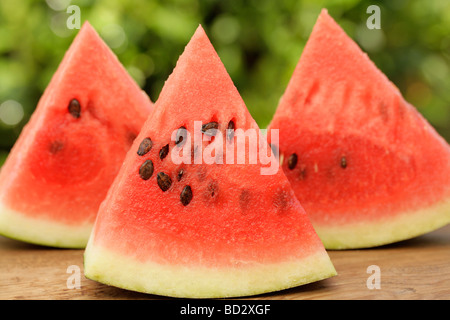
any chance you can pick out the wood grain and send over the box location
[1,225,449,300]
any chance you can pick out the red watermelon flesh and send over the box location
[268,10,450,249]
[84,25,336,298]
[0,22,152,248]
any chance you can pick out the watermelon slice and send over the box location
[268,10,450,249]
[0,22,152,248]
[84,25,336,298]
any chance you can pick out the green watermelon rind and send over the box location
[84,239,337,298]
[316,197,450,249]
[0,203,90,248]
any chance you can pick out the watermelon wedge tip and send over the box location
[84,25,336,298]
[268,9,450,249]
[0,22,153,248]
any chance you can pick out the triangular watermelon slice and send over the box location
[268,9,450,249]
[0,22,152,248]
[84,25,336,298]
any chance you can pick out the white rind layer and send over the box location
[316,197,450,249]
[0,202,92,248]
[84,239,337,298]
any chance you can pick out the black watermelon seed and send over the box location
[176,126,187,146]
[177,169,184,181]
[159,144,169,160]
[180,185,193,206]
[273,188,290,212]
[287,153,298,170]
[227,120,235,141]
[239,189,251,212]
[202,122,219,136]
[157,172,172,192]
[139,160,154,180]
[340,156,347,169]
[299,165,307,180]
[68,99,81,118]
[137,137,153,156]
[207,180,219,198]
[49,141,64,154]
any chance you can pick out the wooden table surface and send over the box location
[1,224,449,300]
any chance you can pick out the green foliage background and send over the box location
[0,0,449,164]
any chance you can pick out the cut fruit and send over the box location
[268,9,450,249]
[0,22,153,248]
[84,25,336,298]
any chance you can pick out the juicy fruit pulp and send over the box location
[0,22,152,248]
[268,10,450,249]
[84,25,336,298]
